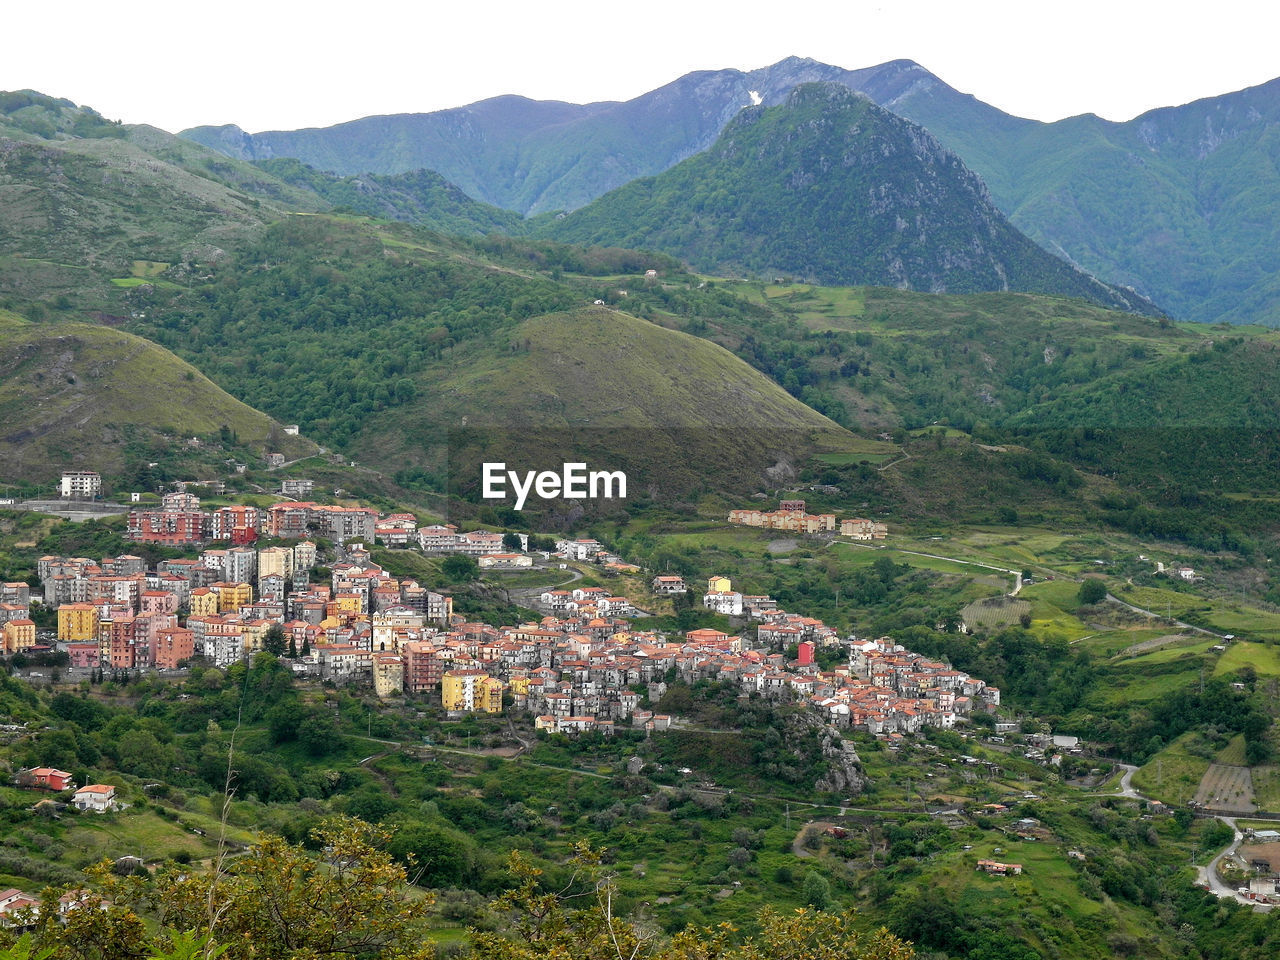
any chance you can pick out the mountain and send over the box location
[253,158,530,237]
[179,57,963,217]
[55,211,876,501]
[0,89,328,314]
[0,309,314,483]
[543,84,1153,310]
[882,74,1280,324]
[179,60,1280,325]
[0,94,872,497]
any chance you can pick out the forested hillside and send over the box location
[544,85,1152,312]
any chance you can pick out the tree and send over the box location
[34,817,435,960]
[802,869,834,911]
[266,699,304,743]
[1077,579,1107,606]
[469,844,912,960]
[387,825,473,887]
[502,532,523,552]
[441,554,479,584]
[262,624,287,657]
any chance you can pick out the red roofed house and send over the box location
[71,784,118,813]
[21,768,74,791]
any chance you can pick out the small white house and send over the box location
[71,784,117,813]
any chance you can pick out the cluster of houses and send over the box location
[16,484,997,738]
[12,768,118,812]
[685,575,997,733]
[727,500,888,540]
[126,494,381,547]
[30,540,457,673]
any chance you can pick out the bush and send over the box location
[1078,579,1107,606]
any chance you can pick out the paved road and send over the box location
[1195,816,1265,905]
[1104,594,1226,639]
[1115,763,1142,798]
[1092,761,1266,906]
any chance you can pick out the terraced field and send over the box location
[1194,764,1256,814]
[961,596,1031,630]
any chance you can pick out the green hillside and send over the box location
[0,90,332,320]
[544,84,1153,312]
[80,215,877,503]
[254,158,531,236]
[420,306,875,507]
[888,75,1280,325]
[0,310,314,483]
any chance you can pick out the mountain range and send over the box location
[182,56,1280,325]
[5,84,1280,547]
[545,83,1151,310]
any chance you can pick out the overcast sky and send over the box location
[7,1,1278,133]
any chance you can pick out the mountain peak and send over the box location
[546,87,1152,314]
[783,81,870,108]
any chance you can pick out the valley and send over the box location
[3,52,1280,960]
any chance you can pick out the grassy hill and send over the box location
[100,213,879,505]
[410,306,876,508]
[0,309,314,483]
[0,89,326,317]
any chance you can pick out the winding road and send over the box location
[1109,764,1266,907]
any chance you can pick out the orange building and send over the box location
[2,619,36,655]
[153,628,195,669]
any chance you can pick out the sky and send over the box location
[6,1,1279,133]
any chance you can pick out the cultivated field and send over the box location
[1132,732,1212,805]
[961,596,1031,630]
[1194,764,1256,813]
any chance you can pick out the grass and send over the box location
[1089,656,1204,706]
[1118,585,1207,620]
[1249,768,1280,812]
[424,927,469,946]
[1217,734,1249,766]
[832,543,1004,580]
[0,310,314,482]
[1115,638,1217,664]
[1201,606,1280,641]
[1213,642,1280,678]
[1017,580,1091,641]
[1131,732,1213,806]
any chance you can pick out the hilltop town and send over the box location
[3,477,993,742]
